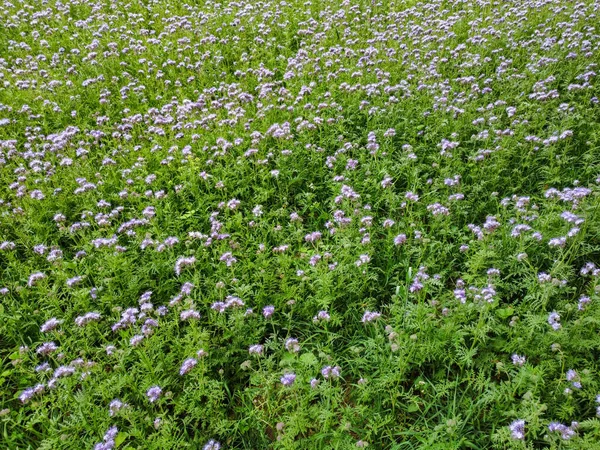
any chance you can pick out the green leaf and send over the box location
[495,307,513,319]
[407,403,420,413]
[279,353,295,367]
[299,352,318,367]
[115,432,128,448]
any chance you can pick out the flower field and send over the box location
[1,0,600,448]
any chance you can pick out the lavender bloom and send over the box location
[130,335,144,347]
[381,176,393,188]
[262,305,275,319]
[355,254,371,267]
[309,254,322,266]
[566,369,581,389]
[180,358,198,375]
[427,203,450,216]
[219,252,237,266]
[19,384,45,404]
[468,224,484,240]
[516,253,528,261]
[578,295,591,311]
[548,422,577,440]
[53,366,75,378]
[252,205,263,217]
[0,241,15,251]
[211,302,227,313]
[146,386,162,403]
[405,191,419,202]
[203,440,221,450]
[66,275,85,287]
[548,237,567,248]
[548,312,561,330]
[28,272,46,287]
[249,344,264,355]
[109,399,127,416]
[361,311,381,323]
[304,231,322,243]
[36,342,58,356]
[538,272,552,283]
[280,373,296,387]
[313,310,331,322]
[509,419,525,440]
[174,256,196,275]
[511,354,526,366]
[285,338,300,353]
[321,365,341,379]
[74,312,101,327]
[409,279,423,293]
[35,362,51,373]
[40,318,62,333]
[180,282,194,295]
[94,426,118,450]
[180,310,201,321]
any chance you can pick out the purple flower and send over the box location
[509,419,525,440]
[219,252,237,266]
[36,341,58,356]
[285,338,300,353]
[28,272,47,287]
[304,231,322,243]
[548,237,567,248]
[174,256,196,276]
[203,440,221,450]
[321,365,341,379]
[19,384,45,404]
[511,354,526,366]
[361,311,381,323]
[381,176,393,188]
[355,254,371,267]
[313,310,331,322]
[262,305,275,319]
[180,358,198,375]
[146,386,162,403]
[109,399,127,416]
[180,309,201,321]
[130,335,144,347]
[578,295,591,311]
[427,203,450,216]
[94,426,118,450]
[548,421,577,440]
[548,312,561,330]
[40,318,62,333]
[249,344,264,355]
[75,312,101,327]
[280,373,296,386]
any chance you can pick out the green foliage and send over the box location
[1,0,600,448]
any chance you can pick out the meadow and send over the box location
[1,0,600,448]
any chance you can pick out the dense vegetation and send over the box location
[1,0,600,448]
